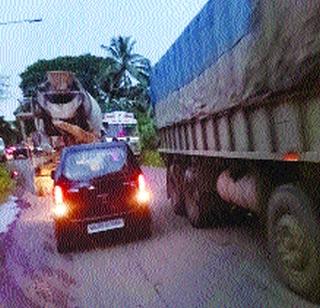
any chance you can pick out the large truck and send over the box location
[32,71,103,194]
[151,0,320,303]
[102,111,141,155]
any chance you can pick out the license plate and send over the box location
[87,218,125,234]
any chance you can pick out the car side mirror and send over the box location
[51,170,55,180]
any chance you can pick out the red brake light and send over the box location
[54,185,63,205]
[53,185,68,217]
[136,174,151,204]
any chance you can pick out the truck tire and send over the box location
[168,164,185,215]
[183,167,213,228]
[267,184,320,303]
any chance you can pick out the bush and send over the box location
[141,150,165,168]
[0,165,14,204]
[137,112,159,151]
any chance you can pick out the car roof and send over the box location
[61,141,128,156]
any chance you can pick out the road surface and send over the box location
[1,159,317,307]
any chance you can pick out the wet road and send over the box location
[2,159,317,307]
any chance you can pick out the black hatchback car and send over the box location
[51,141,152,253]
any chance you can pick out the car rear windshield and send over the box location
[63,146,127,181]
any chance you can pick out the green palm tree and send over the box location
[101,36,151,89]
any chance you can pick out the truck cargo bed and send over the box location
[158,84,320,163]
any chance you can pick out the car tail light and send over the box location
[54,186,63,204]
[53,185,68,217]
[136,174,151,204]
[138,174,146,191]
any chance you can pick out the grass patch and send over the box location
[0,164,15,204]
[141,150,165,168]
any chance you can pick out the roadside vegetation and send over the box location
[141,150,164,168]
[137,112,164,168]
[0,164,15,204]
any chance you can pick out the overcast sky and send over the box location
[0,0,208,120]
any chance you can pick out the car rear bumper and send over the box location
[54,207,151,235]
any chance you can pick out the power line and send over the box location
[0,18,42,26]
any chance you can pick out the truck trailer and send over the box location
[151,0,320,303]
[102,111,141,155]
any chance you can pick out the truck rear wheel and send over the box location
[168,164,185,215]
[183,168,213,228]
[267,184,320,303]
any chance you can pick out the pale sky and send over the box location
[0,0,208,120]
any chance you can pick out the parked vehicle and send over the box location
[51,141,152,253]
[0,137,5,162]
[150,0,320,303]
[33,143,55,156]
[4,145,14,161]
[5,143,31,160]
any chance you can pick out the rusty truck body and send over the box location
[151,0,320,303]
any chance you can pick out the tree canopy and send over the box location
[19,54,115,104]
[0,117,21,145]
[0,75,9,101]
[18,41,152,115]
[99,36,151,113]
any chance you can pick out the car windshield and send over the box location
[63,146,127,181]
[103,124,138,137]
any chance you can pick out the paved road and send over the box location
[6,157,35,195]
[2,161,318,307]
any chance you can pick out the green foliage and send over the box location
[0,117,21,145]
[19,54,115,106]
[100,36,151,113]
[137,112,159,151]
[0,165,14,204]
[18,36,152,122]
[0,75,9,100]
[141,150,165,168]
